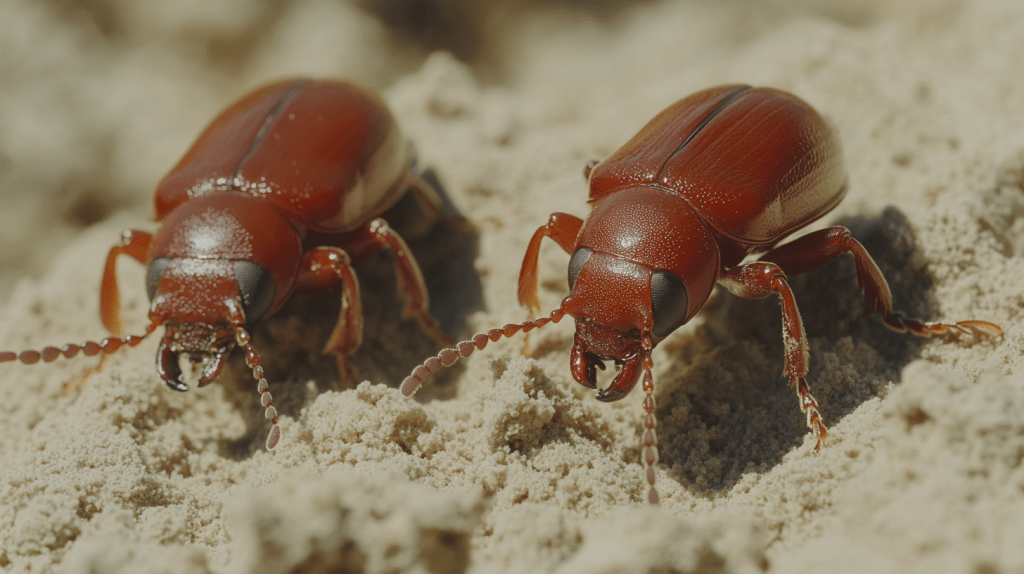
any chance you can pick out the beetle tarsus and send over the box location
[793,375,828,452]
[882,314,1003,340]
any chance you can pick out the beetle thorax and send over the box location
[577,187,721,329]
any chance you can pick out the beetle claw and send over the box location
[164,378,190,392]
[156,335,190,392]
[570,343,601,389]
[197,350,229,387]
[597,356,644,402]
[596,388,627,402]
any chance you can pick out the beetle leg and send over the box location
[296,246,363,381]
[722,262,828,452]
[100,230,153,337]
[758,226,1002,338]
[361,218,450,345]
[517,213,584,315]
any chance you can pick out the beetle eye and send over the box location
[650,270,689,338]
[234,261,275,323]
[567,247,592,290]
[146,256,173,301]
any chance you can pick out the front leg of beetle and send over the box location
[517,213,584,315]
[296,246,363,381]
[100,230,154,337]
[330,218,448,346]
[721,262,828,452]
[759,226,1001,338]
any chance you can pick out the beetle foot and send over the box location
[792,375,828,452]
[882,313,1003,339]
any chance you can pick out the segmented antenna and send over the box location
[0,324,156,367]
[638,335,659,505]
[401,309,665,505]
[234,326,281,450]
[400,309,566,396]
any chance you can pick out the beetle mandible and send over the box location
[1,78,454,450]
[401,84,1002,504]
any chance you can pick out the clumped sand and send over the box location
[2,1,1024,572]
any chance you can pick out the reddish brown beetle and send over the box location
[402,84,1002,503]
[1,78,453,449]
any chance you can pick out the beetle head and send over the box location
[146,193,303,391]
[555,187,720,400]
[558,253,651,400]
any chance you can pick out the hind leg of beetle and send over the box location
[722,262,828,452]
[517,213,584,315]
[758,226,1001,338]
[296,246,363,381]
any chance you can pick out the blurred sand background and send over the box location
[2,0,1024,572]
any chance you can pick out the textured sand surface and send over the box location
[2,1,1024,572]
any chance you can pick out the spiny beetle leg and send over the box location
[722,262,826,450]
[758,226,1002,339]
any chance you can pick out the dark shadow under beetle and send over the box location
[220,175,483,457]
[654,206,940,493]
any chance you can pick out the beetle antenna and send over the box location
[0,323,158,368]
[400,309,567,396]
[234,326,281,450]
[638,336,659,505]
